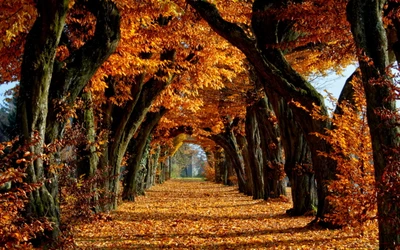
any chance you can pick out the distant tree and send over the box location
[173,143,195,177]
[0,94,17,142]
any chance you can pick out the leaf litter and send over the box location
[74,180,378,249]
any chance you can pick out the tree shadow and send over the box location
[76,228,354,249]
[111,209,296,223]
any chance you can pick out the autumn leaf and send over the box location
[74,180,378,249]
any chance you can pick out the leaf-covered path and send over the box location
[74,180,378,249]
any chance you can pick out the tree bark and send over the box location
[76,91,100,211]
[214,149,223,183]
[245,103,264,199]
[224,156,235,186]
[148,146,161,187]
[158,155,166,184]
[275,94,316,215]
[168,156,172,181]
[77,91,99,179]
[46,0,121,143]
[236,134,254,196]
[212,131,247,193]
[255,97,286,199]
[122,108,166,201]
[134,143,151,197]
[347,1,400,248]
[17,0,69,244]
[18,1,120,235]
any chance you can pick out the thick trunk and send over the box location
[151,149,165,186]
[214,149,223,183]
[158,157,166,184]
[95,86,116,211]
[212,132,247,192]
[267,94,316,215]
[219,151,230,185]
[122,109,166,201]
[147,146,161,188]
[76,91,100,211]
[77,91,99,178]
[46,0,121,143]
[224,156,235,186]
[164,154,171,181]
[348,1,400,248]
[168,156,173,180]
[289,165,317,216]
[236,134,253,196]
[17,0,69,244]
[134,149,150,197]
[255,97,286,199]
[23,0,121,218]
[122,138,148,201]
[144,156,153,188]
[245,104,264,199]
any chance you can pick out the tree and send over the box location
[245,93,287,200]
[0,94,17,142]
[81,0,246,209]
[122,107,167,201]
[187,0,354,226]
[211,118,247,193]
[16,1,70,243]
[347,0,400,248]
[1,0,121,244]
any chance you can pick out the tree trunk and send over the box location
[76,91,100,211]
[245,103,264,199]
[348,1,400,248]
[144,158,153,189]
[265,93,317,215]
[122,109,166,201]
[236,134,254,196]
[19,0,120,224]
[219,151,230,185]
[225,156,235,186]
[212,131,247,192]
[136,155,149,197]
[158,158,166,184]
[214,149,223,183]
[289,164,317,216]
[77,91,99,179]
[164,155,171,181]
[17,1,69,244]
[255,97,286,199]
[123,140,146,201]
[148,146,161,188]
[46,0,121,143]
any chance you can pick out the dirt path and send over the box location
[74,180,378,249]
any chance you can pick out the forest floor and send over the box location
[74,180,378,249]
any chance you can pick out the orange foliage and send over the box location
[276,0,356,76]
[312,76,376,227]
[205,0,356,76]
[0,0,36,82]
[203,164,215,182]
[0,139,51,249]
[90,0,245,108]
